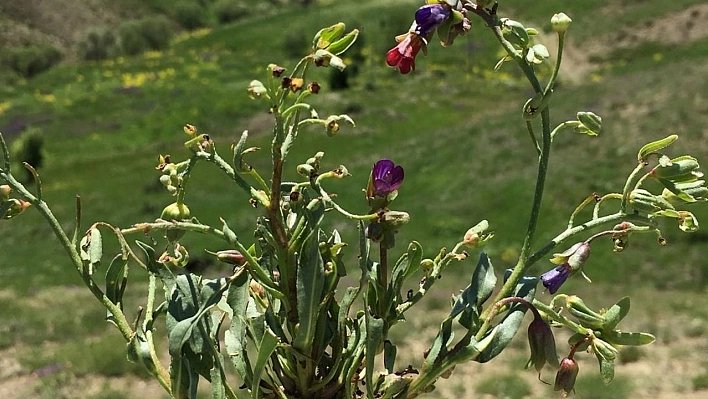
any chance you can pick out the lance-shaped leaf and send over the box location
[252,330,279,399]
[637,135,678,163]
[450,253,497,329]
[365,312,385,399]
[592,338,618,384]
[601,330,655,346]
[293,231,326,355]
[105,254,128,323]
[602,296,630,331]
[224,271,253,387]
[476,273,537,363]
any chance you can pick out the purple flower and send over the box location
[540,264,572,294]
[371,159,404,197]
[414,4,451,36]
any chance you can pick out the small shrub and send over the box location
[77,27,119,61]
[1,44,62,78]
[139,15,174,51]
[693,373,708,391]
[213,0,250,24]
[118,20,149,56]
[173,1,209,30]
[118,16,174,56]
[10,127,44,182]
[477,373,531,399]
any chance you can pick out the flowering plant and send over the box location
[1,1,706,399]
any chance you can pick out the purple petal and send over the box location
[372,159,394,180]
[414,4,451,36]
[540,264,571,294]
[387,165,404,191]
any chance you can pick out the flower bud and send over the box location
[462,220,494,248]
[183,123,197,137]
[160,202,191,242]
[551,13,572,33]
[247,80,267,99]
[296,163,316,178]
[250,280,265,298]
[575,111,602,136]
[554,357,579,397]
[289,77,305,92]
[550,242,590,271]
[268,64,286,77]
[381,210,410,229]
[677,210,699,232]
[216,249,246,266]
[2,199,31,220]
[0,185,11,201]
[308,81,321,94]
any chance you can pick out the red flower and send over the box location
[386,33,425,74]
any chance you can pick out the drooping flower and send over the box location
[526,315,559,373]
[541,242,591,294]
[370,159,404,197]
[414,4,451,36]
[386,33,425,74]
[554,357,579,397]
[540,264,572,294]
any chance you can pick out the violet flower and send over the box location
[371,159,404,197]
[540,264,572,294]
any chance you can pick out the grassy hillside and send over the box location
[1,0,708,398]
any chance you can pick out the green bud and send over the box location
[662,180,708,204]
[653,155,701,182]
[313,23,345,50]
[216,249,246,266]
[628,189,675,214]
[575,111,602,136]
[297,163,316,178]
[501,19,530,48]
[160,202,191,242]
[566,295,606,329]
[247,80,267,99]
[326,29,359,55]
[551,13,572,33]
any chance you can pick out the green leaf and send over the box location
[597,353,615,385]
[105,254,128,322]
[637,135,678,162]
[210,366,226,399]
[293,231,325,354]
[170,356,191,399]
[251,330,279,399]
[422,317,454,371]
[365,312,385,399]
[476,273,537,363]
[136,240,176,291]
[383,340,396,373]
[450,253,497,328]
[602,330,655,346]
[388,241,423,308]
[225,271,253,387]
[167,276,231,357]
[602,296,630,331]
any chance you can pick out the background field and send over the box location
[1,0,708,398]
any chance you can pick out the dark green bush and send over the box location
[118,16,174,56]
[77,27,120,61]
[10,127,44,182]
[213,0,250,24]
[1,45,62,78]
[173,1,209,30]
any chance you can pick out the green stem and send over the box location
[526,120,541,156]
[544,31,566,95]
[620,164,646,212]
